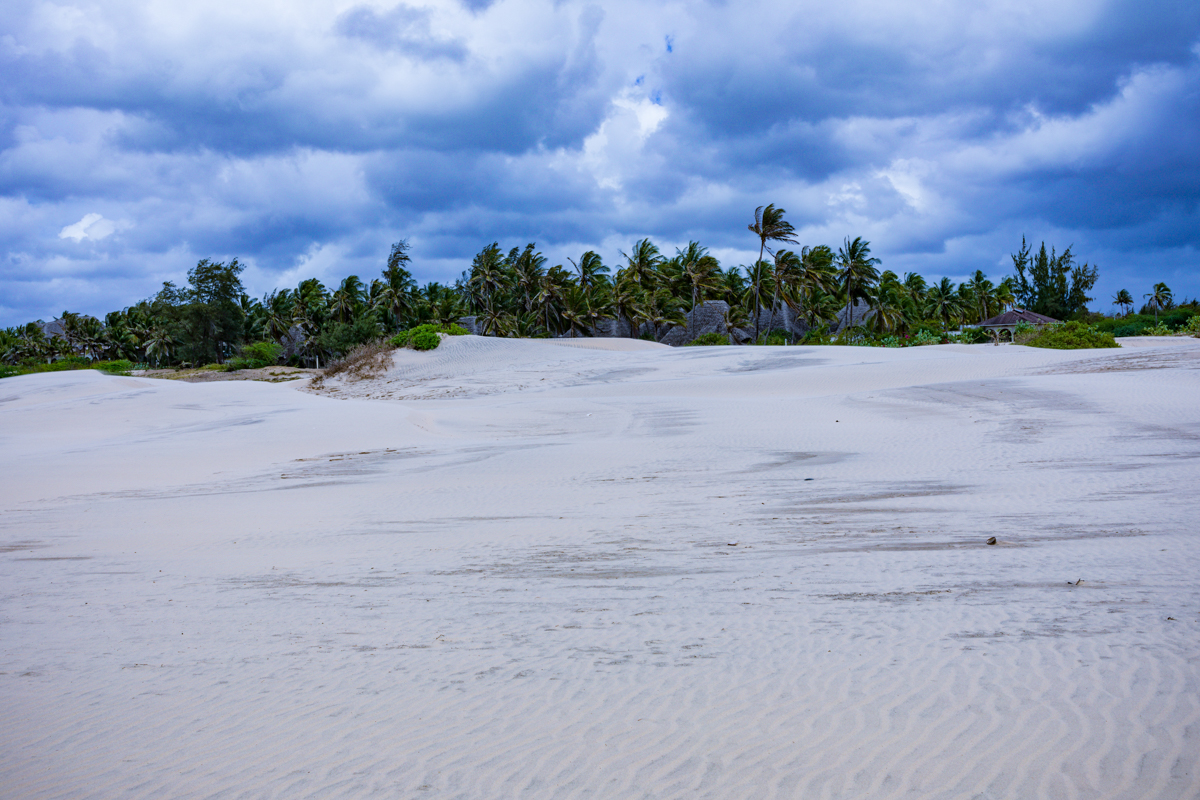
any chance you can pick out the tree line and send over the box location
[1,204,1133,369]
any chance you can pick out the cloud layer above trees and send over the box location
[2,0,1198,324]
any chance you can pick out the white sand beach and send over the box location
[3,337,1200,799]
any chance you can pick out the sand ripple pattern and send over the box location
[3,339,1200,798]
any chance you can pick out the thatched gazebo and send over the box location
[978,309,1059,341]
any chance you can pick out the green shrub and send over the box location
[411,330,441,350]
[244,340,282,367]
[93,359,134,375]
[834,326,881,346]
[389,323,468,349]
[685,332,730,346]
[315,318,382,359]
[881,335,903,348]
[1113,321,1148,337]
[911,329,941,346]
[756,330,789,346]
[1023,321,1119,349]
[799,327,832,345]
[1183,315,1200,334]
[947,328,991,344]
[1142,322,1173,336]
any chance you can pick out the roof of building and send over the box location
[978,308,1059,327]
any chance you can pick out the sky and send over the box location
[2,0,1199,325]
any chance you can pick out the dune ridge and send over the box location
[2,338,1199,798]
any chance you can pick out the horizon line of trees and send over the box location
[6,205,1175,369]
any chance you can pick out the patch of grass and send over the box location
[685,332,730,346]
[1022,321,1119,349]
[0,357,133,379]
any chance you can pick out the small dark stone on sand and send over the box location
[986,537,997,545]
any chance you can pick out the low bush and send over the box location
[947,328,991,344]
[411,330,441,351]
[881,335,903,348]
[685,332,730,346]
[1142,322,1173,336]
[910,329,941,346]
[1022,321,1119,350]
[755,330,789,346]
[799,327,832,345]
[389,323,468,350]
[225,340,282,371]
[94,359,134,375]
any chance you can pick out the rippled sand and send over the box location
[3,337,1199,798]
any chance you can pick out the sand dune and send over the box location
[3,338,1200,798]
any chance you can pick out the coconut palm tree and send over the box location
[621,239,664,291]
[144,326,177,367]
[836,237,881,330]
[610,273,644,338]
[676,242,720,336]
[872,280,909,335]
[470,244,508,333]
[644,288,687,341]
[722,302,749,344]
[511,244,546,315]
[570,251,609,294]
[1144,283,1173,324]
[767,249,804,337]
[330,276,364,324]
[747,204,798,338]
[1112,289,1133,317]
[926,277,962,330]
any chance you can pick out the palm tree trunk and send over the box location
[754,242,765,340]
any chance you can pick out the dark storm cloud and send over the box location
[1,0,1198,324]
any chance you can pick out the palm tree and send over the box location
[1112,289,1133,317]
[836,236,881,331]
[330,276,364,324]
[470,244,508,334]
[570,251,609,293]
[926,277,961,330]
[1144,283,1173,324]
[144,327,176,367]
[767,249,804,338]
[621,239,664,291]
[966,270,996,324]
[610,273,644,338]
[644,288,687,340]
[872,280,909,335]
[676,241,720,336]
[722,302,749,344]
[747,204,798,338]
[511,244,546,314]
[559,285,593,337]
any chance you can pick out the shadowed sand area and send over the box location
[2,337,1200,798]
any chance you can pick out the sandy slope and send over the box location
[2,338,1200,799]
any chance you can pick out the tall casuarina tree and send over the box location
[747,205,797,340]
